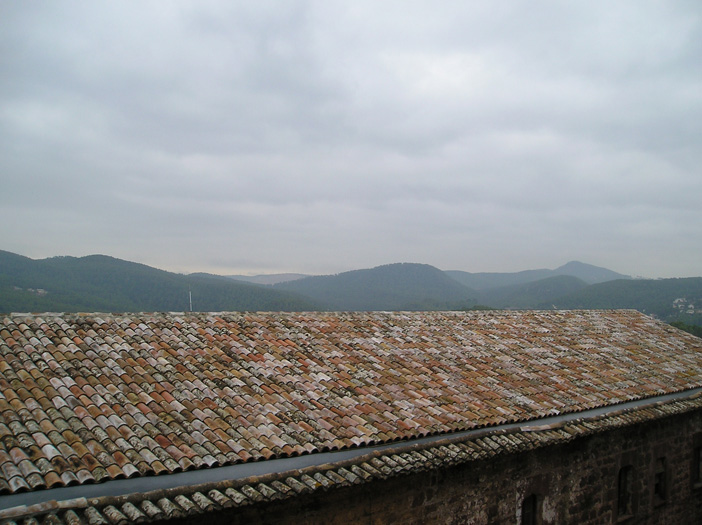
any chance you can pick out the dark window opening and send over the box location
[694,447,702,485]
[618,465,633,517]
[521,493,538,525]
[654,457,666,504]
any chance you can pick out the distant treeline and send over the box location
[1,250,701,332]
[670,321,702,338]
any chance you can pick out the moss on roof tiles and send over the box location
[0,310,700,500]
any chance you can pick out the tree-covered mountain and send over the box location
[548,277,702,325]
[446,261,630,290]
[0,251,319,313]
[274,263,478,311]
[476,275,590,309]
[1,250,700,327]
[466,270,701,325]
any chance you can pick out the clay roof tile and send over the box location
[1,310,701,498]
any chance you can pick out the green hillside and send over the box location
[447,261,630,290]
[275,263,478,311]
[477,275,589,309]
[548,277,702,324]
[0,251,318,313]
[2,250,700,327]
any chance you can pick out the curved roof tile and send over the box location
[0,310,700,498]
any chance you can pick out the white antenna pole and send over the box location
[189,288,193,312]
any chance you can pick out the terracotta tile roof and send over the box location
[0,309,701,517]
[3,394,702,525]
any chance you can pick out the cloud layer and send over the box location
[2,1,700,277]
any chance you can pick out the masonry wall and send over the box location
[173,408,702,525]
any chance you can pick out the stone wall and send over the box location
[172,408,702,524]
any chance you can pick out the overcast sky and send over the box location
[1,2,700,278]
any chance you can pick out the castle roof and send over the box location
[1,310,701,522]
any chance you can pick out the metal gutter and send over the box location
[1,386,700,512]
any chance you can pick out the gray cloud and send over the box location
[1,1,701,278]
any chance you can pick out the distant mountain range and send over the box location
[227,273,309,285]
[272,263,476,311]
[1,250,700,327]
[0,250,319,313]
[445,261,630,290]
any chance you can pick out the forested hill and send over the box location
[1,254,478,313]
[0,251,319,313]
[549,277,702,325]
[446,261,630,290]
[465,273,702,326]
[475,275,590,309]
[1,250,700,327]
[273,263,478,311]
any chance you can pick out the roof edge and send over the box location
[3,386,701,523]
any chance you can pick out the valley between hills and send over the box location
[2,250,701,333]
